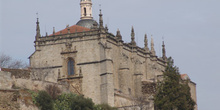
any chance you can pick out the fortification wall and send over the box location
[0,71,13,89]
[0,70,69,93]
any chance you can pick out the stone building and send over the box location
[29,0,197,109]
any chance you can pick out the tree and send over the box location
[154,57,196,110]
[178,81,196,110]
[0,53,28,69]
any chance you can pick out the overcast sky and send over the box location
[1,0,220,109]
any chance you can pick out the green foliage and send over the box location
[28,90,38,105]
[94,104,117,110]
[35,91,53,110]
[70,95,94,110]
[54,93,94,110]
[30,91,116,110]
[178,81,196,110]
[154,57,196,110]
[54,93,76,110]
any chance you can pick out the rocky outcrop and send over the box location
[0,89,38,110]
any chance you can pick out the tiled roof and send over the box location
[49,25,90,36]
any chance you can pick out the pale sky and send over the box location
[1,0,220,110]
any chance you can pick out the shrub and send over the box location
[35,91,53,110]
[28,90,38,105]
[31,91,115,110]
[54,93,94,110]
[45,84,61,100]
[94,104,117,110]
[70,95,94,110]
[54,93,76,110]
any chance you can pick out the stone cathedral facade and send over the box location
[29,0,196,109]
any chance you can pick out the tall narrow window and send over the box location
[68,58,74,75]
[84,7,87,16]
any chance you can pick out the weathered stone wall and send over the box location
[0,70,71,109]
[0,71,13,89]
[0,70,69,93]
[189,81,197,110]
[114,93,154,110]
[106,36,166,108]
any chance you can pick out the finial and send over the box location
[105,24,108,31]
[99,4,102,11]
[116,29,122,40]
[35,15,41,39]
[162,39,167,60]
[131,26,136,46]
[151,35,156,56]
[46,32,48,36]
[99,8,102,13]
[67,25,70,34]
[53,27,55,35]
[144,34,149,52]
[131,26,134,40]
[99,9,104,28]
[36,12,39,20]
[66,24,69,28]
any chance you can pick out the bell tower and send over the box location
[80,0,93,20]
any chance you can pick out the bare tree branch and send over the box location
[0,53,28,69]
[0,53,12,67]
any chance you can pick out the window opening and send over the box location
[84,7,87,16]
[68,58,74,75]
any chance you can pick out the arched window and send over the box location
[84,7,87,16]
[68,58,74,75]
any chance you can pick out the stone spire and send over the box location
[53,27,55,35]
[80,0,93,20]
[151,36,156,56]
[162,41,167,60]
[116,29,122,40]
[144,34,149,52]
[99,9,104,28]
[131,26,136,46]
[35,18,41,39]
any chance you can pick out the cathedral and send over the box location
[29,0,196,109]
